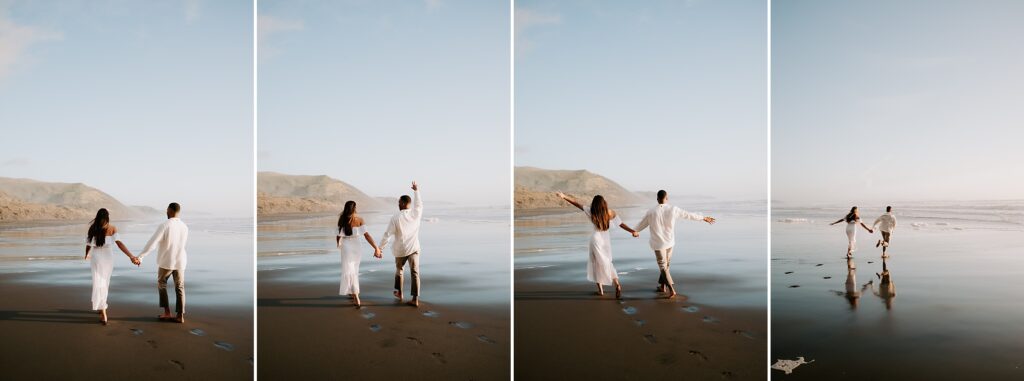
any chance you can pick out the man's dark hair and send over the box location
[399,195,412,209]
[168,202,181,213]
[657,190,668,203]
[886,205,892,212]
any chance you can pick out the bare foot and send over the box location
[876,240,881,248]
[158,313,174,320]
[667,289,677,298]
[407,299,419,307]
[175,314,185,324]
[615,286,623,300]
[100,310,108,325]
[354,295,361,308]
[393,290,403,302]
[655,286,665,293]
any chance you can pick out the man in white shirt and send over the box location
[136,202,190,323]
[380,181,424,307]
[633,190,716,298]
[873,206,897,258]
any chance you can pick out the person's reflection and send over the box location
[844,258,860,309]
[863,258,897,309]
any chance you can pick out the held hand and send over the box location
[411,181,418,191]
[84,254,90,260]
[631,231,640,238]
[704,216,716,225]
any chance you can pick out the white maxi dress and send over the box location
[582,209,621,286]
[88,233,119,311]
[338,225,366,295]
[845,219,859,253]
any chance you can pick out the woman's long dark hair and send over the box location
[845,206,859,223]
[337,201,357,236]
[87,208,110,247]
[589,195,611,231]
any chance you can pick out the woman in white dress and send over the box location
[830,206,873,258]
[556,192,640,299]
[84,208,138,325]
[336,201,382,308]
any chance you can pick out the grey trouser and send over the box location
[655,248,674,286]
[394,253,420,297]
[157,267,185,314]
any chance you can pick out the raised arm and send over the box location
[555,192,585,212]
[411,182,423,220]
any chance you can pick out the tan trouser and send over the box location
[157,267,185,314]
[394,253,420,297]
[881,231,891,247]
[655,248,674,286]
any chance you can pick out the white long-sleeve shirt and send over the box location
[380,190,423,257]
[634,204,705,251]
[873,212,897,233]
[137,217,189,270]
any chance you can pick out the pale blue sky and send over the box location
[0,0,253,216]
[515,0,766,201]
[773,0,1024,204]
[257,0,510,206]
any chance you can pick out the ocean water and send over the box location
[772,201,1024,378]
[257,206,510,308]
[0,217,254,308]
[515,201,767,308]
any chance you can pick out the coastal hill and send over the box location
[257,172,387,215]
[0,177,142,221]
[514,167,646,210]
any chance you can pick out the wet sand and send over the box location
[515,206,767,380]
[257,264,509,380]
[515,266,766,380]
[772,204,1024,379]
[0,270,253,380]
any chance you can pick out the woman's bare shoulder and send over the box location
[352,216,365,226]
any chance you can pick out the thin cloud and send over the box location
[425,0,442,11]
[257,14,304,59]
[184,0,201,23]
[0,7,62,80]
[514,8,560,56]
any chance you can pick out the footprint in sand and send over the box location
[189,328,206,336]
[422,310,440,318]
[633,319,645,327]
[788,285,800,288]
[168,360,185,370]
[689,350,709,361]
[369,324,382,332]
[784,271,793,274]
[406,337,423,345]
[360,311,376,319]
[130,328,143,336]
[732,330,756,339]
[622,306,638,315]
[721,370,735,379]
[681,305,700,313]
[146,340,158,349]
[643,334,657,344]
[816,263,824,267]
[867,261,874,264]
[431,352,447,364]
[477,335,496,344]
[214,341,235,351]
[702,316,719,324]
[448,321,473,329]
[823,276,832,279]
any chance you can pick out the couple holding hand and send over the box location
[557,190,716,299]
[85,203,189,325]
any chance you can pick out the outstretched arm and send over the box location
[830,218,845,226]
[860,222,873,233]
[619,222,640,237]
[634,213,651,233]
[676,207,715,225]
[555,192,585,212]
[364,232,382,258]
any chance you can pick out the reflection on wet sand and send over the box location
[843,258,860,309]
[864,258,896,310]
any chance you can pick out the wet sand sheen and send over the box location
[0,271,253,380]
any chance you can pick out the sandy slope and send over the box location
[257,172,387,215]
[0,177,141,221]
[514,167,645,210]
